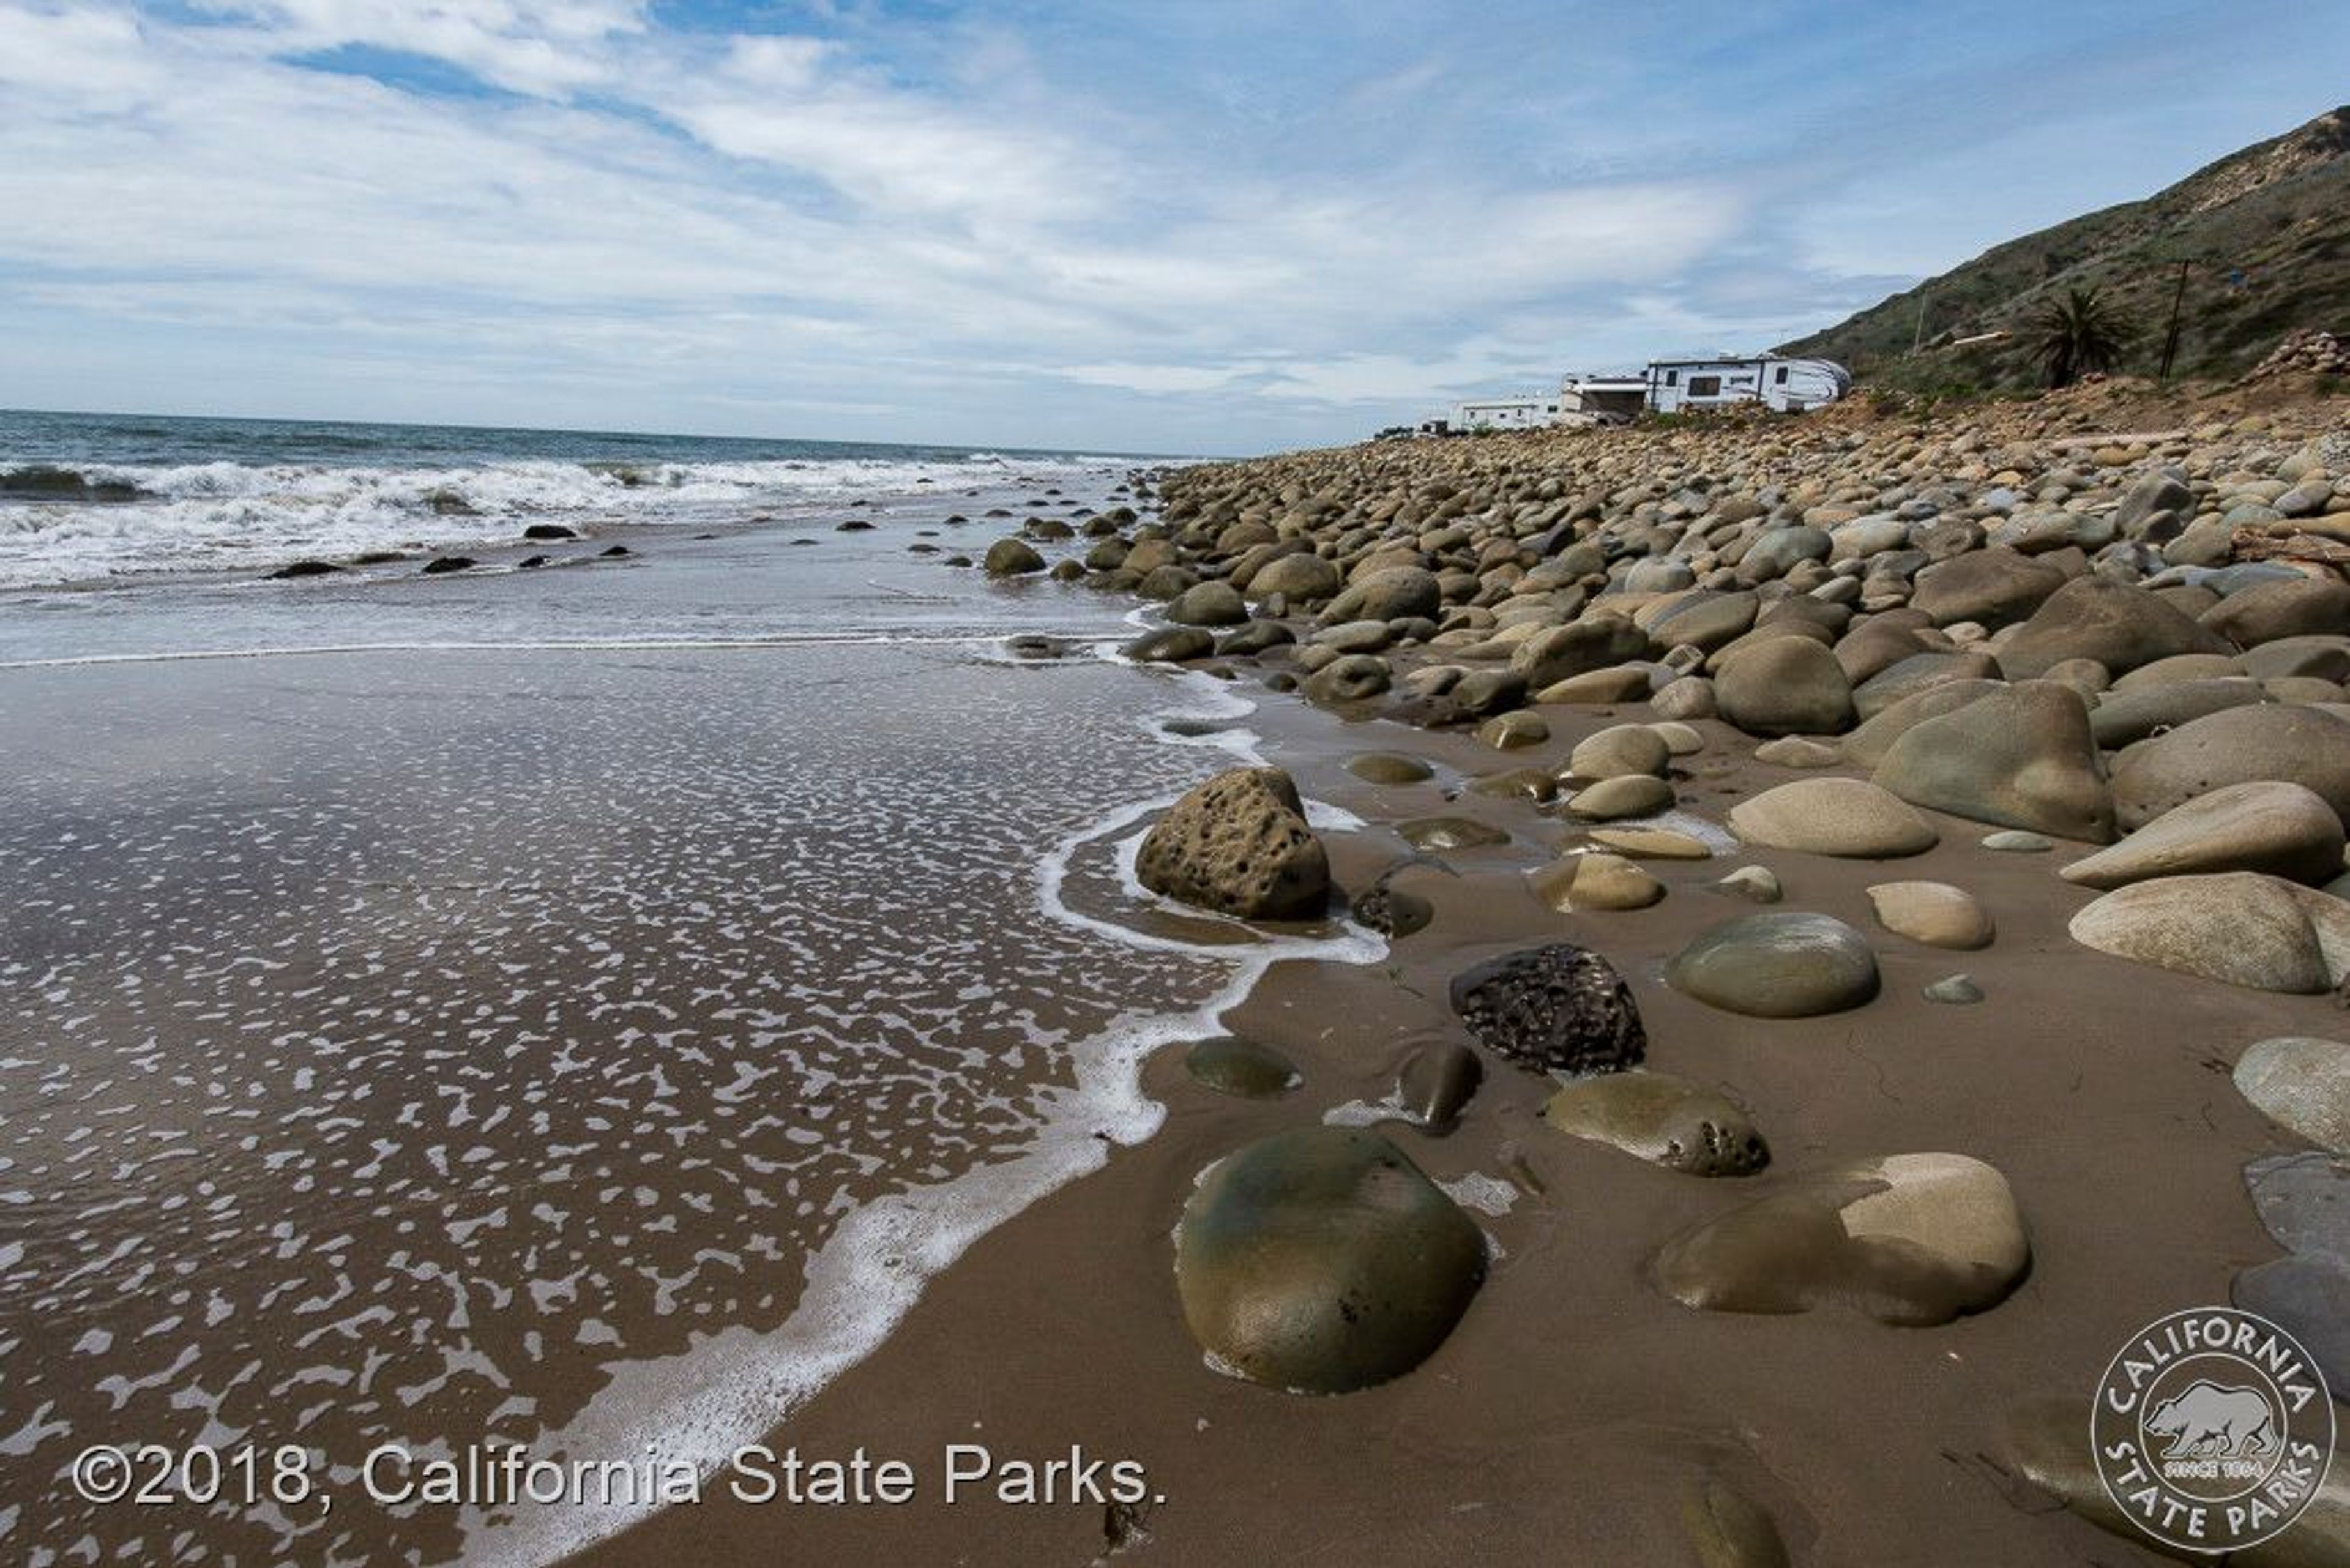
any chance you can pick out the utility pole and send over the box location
[2157,259,2190,382]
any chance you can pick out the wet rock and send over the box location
[1175,1129,1485,1394]
[835,518,873,532]
[1215,619,1296,657]
[1714,637,1856,737]
[1528,853,1665,912]
[1395,1042,1483,1133]
[1185,1037,1300,1099]
[521,522,578,540]
[1351,874,1434,938]
[266,559,342,579]
[1665,912,1880,1018]
[2109,704,2350,832]
[1865,881,1994,949]
[983,538,1046,576]
[1652,1152,2029,1325]
[2067,872,2348,994]
[2234,1036,2350,1154]
[1166,580,1248,626]
[1564,774,1675,821]
[1542,1070,1769,1176]
[1449,943,1647,1075]
[1478,710,1550,750]
[1348,752,1434,785]
[1136,767,1330,920]
[516,554,548,569]
[1464,766,1558,804]
[1122,626,1215,663]
[1728,777,1939,859]
[1922,974,1983,1004]
[1872,681,2114,842]
[1678,1475,1794,1568]
[1398,816,1507,851]
[1303,654,1392,704]
[2060,782,2346,889]
[420,555,476,575]
[1981,829,2053,852]
[1568,723,1671,780]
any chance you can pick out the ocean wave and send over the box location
[0,451,1121,588]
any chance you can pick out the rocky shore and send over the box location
[960,375,2350,1563]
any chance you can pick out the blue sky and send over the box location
[0,1,2342,454]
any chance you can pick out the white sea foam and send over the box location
[452,670,1384,1568]
[0,451,1120,588]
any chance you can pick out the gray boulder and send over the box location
[2108,704,2350,832]
[2067,872,2350,994]
[1319,565,1440,625]
[1911,549,2067,627]
[1995,575,2232,681]
[1714,636,1856,737]
[2234,1036,2349,1154]
[1165,579,1247,626]
[1873,681,2113,842]
[1727,777,1939,858]
[2059,781,2346,889]
[1509,614,1652,690]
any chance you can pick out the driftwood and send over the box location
[2229,527,2350,570]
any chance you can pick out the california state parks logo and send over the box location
[2093,1307,2335,1553]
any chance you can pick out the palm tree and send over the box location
[2027,285,2134,387]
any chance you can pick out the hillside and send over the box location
[1777,105,2350,392]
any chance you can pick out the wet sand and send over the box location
[586,686,2333,1567]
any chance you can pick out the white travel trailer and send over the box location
[1556,371,1648,427]
[1447,394,1561,432]
[1644,356,1851,414]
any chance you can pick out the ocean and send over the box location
[0,410,1377,1564]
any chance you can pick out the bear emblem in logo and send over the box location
[2092,1308,2333,1554]
[2145,1380,2280,1461]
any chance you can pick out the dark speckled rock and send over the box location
[1450,943,1646,1075]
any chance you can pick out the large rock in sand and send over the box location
[1666,912,1881,1017]
[1714,636,1856,736]
[1995,575,2232,680]
[1450,943,1647,1075]
[1866,881,1994,949]
[1137,767,1330,919]
[1728,777,1938,858]
[1165,578,1247,626]
[1176,1128,1485,1393]
[1509,614,1652,691]
[2234,1036,2350,1154]
[1247,551,1342,602]
[1872,681,2113,842]
[1910,549,2067,628]
[2067,872,2350,993]
[1652,1152,2030,1325]
[2059,781,2347,889]
[1543,1070,1769,1176]
[1318,565,1439,625]
[2200,575,2350,648]
[2109,704,2350,832]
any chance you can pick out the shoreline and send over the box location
[583,375,2350,1565]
